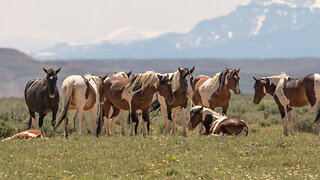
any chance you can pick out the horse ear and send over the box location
[253,77,258,81]
[199,106,204,111]
[114,72,117,74]
[101,74,108,81]
[225,68,230,73]
[190,66,195,73]
[237,68,240,73]
[55,68,61,74]
[266,78,270,85]
[126,70,132,77]
[43,68,48,74]
[157,74,163,80]
[178,68,182,72]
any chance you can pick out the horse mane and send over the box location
[126,71,160,93]
[218,69,230,90]
[84,74,103,87]
[263,72,289,86]
[190,106,227,120]
[170,71,181,92]
[113,72,129,79]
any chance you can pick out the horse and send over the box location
[98,71,174,136]
[253,73,320,136]
[24,68,61,137]
[53,74,108,137]
[2,129,42,141]
[149,67,195,136]
[191,68,241,134]
[188,106,248,136]
[103,71,132,136]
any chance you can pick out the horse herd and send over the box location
[23,67,320,139]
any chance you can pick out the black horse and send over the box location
[24,68,61,137]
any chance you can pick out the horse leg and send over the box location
[90,105,99,136]
[119,110,126,136]
[130,108,138,136]
[51,106,58,138]
[28,109,37,129]
[280,107,288,136]
[287,109,294,136]
[221,103,229,116]
[181,108,187,137]
[64,117,69,138]
[141,110,149,137]
[314,104,320,135]
[171,108,179,135]
[159,104,169,135]
[38,113,46,137]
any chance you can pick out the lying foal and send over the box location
[188,106,248,136]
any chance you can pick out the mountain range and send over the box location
[31,0,320,60]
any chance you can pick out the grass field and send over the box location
[1,94,320,179]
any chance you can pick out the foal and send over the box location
[24,68,61,137]
[188,106,248,136]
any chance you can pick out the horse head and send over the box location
[43,68,61,98]
[188,105,204,131]
[252,77,268,105]
[226,68,241,95]
[157,73,174,105]
[178,66,195,98]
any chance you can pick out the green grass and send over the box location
[1,94,320,179]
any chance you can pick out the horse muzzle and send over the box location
[234,89,241,95]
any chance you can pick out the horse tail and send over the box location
[54,83,73,129]
[95,104,103,137]
[150,99,160,112]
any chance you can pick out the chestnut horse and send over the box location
[98,71,174,136]
[24,68,61,137]
[2,129,42,141]
[150,67,195,136]
[191,68,240,134]
[53,74,108,137]
[188,106,248,136]
[253,73,320,136]
[103,71,132,136]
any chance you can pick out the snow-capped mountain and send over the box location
[32,0,320,59]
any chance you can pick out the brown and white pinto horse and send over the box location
[99,71,174,136]
[53,74,108,137]
[253,73,320,136]
[150,67,195,136]
[188,106,248,136]
[2,129,42,141]
[103,71,132,136]
[191,68,241,134]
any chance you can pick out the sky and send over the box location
[0,0,250,52]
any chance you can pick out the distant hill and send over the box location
[1,48,320,97]
[32,0,320,59]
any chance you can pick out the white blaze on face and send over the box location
[185,74,193,95]
[313,73,320,112]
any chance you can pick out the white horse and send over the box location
[103,71,131,136]
[53,74,107,137]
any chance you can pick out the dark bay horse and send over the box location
[253,73,320,136]
[53,74,108,137]
[99,71,174,136]
[191,68,241,134]
[188,106,248,136]
[150,67,195,136]
[24,68,61,137]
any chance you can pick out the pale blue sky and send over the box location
[0,0,250,51]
